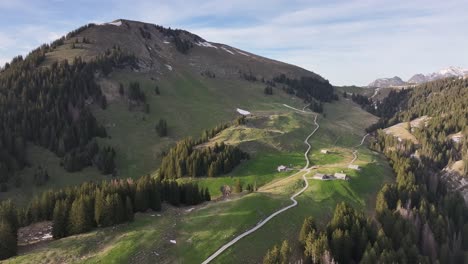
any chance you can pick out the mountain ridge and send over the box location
[368,66,468,88]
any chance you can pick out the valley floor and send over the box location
[6,97,394,264]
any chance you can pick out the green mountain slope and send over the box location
[0,19,333,203]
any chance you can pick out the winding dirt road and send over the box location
[202,105,319,264]
[349,134,369,165]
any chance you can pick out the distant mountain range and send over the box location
[368,66,468,88]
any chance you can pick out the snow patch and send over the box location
[163,41,170,44]
[221,47,235,55]
[42,233,52,239]
[236,108,251,115]
[196,41,218,49]
[170,240,177,244]
[107,20,122,27]
[237,51,250,57]
[186,207,195,212]
[165,64,173,71]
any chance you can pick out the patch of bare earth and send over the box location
[17,221,53,253]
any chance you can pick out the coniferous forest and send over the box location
[0,176,210,259]
[0,44,137,190]
[159,117,249,179]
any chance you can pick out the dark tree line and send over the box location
[201,70,216,79]
[159,140,248,179]
[266,78,468,263]
[0,175,210,260]
[155,119,168,137]
[159,117,248,179]
[0,43,137,189]
[152,24,200,54]
[264,86,273,95]
[308,99,324,113]
[365,78,467,172]
[273,74,336,103]
[263,240,292,264]
[127,81,146,102]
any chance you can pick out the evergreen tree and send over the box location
[68,197,92,234]
[125,196,134,222]
[52,200,68,238]
[280,240,291,264]
[0,222,16,260]
[299,216,317,245]
[155,119,168,137]
[234,179,242,193]
[94,189,105,226]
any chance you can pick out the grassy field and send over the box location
[178,151,305,198]
[168,98,394,264]
[1,68,305,203]
[6,211,176,264]
[9,96,395,264]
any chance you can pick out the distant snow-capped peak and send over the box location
[408,66,468,84]
[437,66,468,76]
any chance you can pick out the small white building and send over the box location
[236,108,251,116]
[277,165,287,172]
[334,172,349,180]
[348,164,360,170]
[320,149,329,154]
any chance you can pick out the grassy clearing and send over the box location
[179,151,305,198]
[2,69,304,203]
[93,69,303,179]
[193,99,393,263]
[214,155,393,264]
[170,193,289,263]
[6,212,175,264]
[0,144,106,206]
[10,97,395,264]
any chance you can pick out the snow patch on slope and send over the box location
[165,64,172,71]
[236,108,251,115]
[196,41,218,49]
[237,51,250,57]
[221,47,235,55]
[107,20,122,27]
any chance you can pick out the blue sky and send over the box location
[1,0,468,85]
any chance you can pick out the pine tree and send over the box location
[100,194,114,227]
[112,194,125,224]
[280,240,291,264]
[135,180,149,212]
[125,196,134,222]
[204,188,211,201]
[234,179,242,193]
[299,216,317,245]
[0,222,16,260]
[94,189,105,226]
[52,200,68,238]
[68,197,92,234]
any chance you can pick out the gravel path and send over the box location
[202,106,319,264]
[349,134,369,165]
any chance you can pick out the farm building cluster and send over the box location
[312,172,350,181]
[277,165,293,172]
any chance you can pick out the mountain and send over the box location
[43,19,321,80]
[368,66,468,88]
[0,19,334,202]
[367,76,406,88]
[408,66,468,84]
